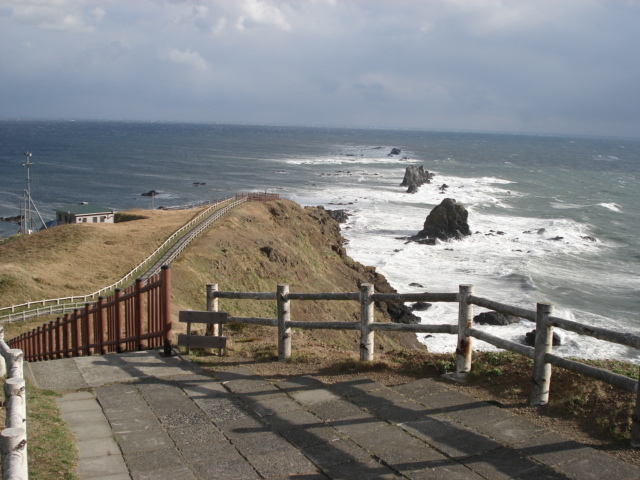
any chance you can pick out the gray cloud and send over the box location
[1,0,639,138]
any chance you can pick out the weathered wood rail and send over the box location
[235,192,280,202]
[7,267,172,361]
[0,328,28,479]
[203,282,640,447]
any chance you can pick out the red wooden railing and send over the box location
[8,266,172,361]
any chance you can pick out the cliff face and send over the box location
[171,199,425,351]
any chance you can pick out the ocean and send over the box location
[1,120,639,361]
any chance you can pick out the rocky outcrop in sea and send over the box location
[400,165,435,193]
[412,198,471,245]
[473,311,520,326]
[524,329,565,347]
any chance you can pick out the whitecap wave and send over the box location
[282,146,635,362]
[551,202,588,210]
[598,202,622,212]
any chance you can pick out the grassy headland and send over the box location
[0,207,207,306]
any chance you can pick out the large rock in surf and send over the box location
[474,311,520,326]
[385,301,420,324]
[325,209,350,224]
[316,206,350,224]
[413,198,471,244]
[400,165,435,194]
[411,302,432,312]
[388,148,402,156]
[524,329,565,347]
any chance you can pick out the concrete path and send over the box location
[27,350,640,480]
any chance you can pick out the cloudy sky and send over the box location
[1,0,639,138]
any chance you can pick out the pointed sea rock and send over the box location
[412,198,471,243]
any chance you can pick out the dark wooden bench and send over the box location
[177,310,228,356]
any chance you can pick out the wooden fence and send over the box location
[235,192,280,202]
[0,328,28,479]
[204,282,640,447]
[7,267,172,361]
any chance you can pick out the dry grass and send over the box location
[169,200,423,352]
[0,207,206,307]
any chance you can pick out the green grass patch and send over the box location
[114,213,147,223]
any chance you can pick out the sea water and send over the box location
[1,120,639,361]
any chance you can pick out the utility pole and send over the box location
[19,152,47,234]
[19,152,33,234]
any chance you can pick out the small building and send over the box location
[54,203,115,225]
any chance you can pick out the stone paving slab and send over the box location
[403,459,485,480]
[34,351,640,480]
[30,357,88,390]
[370,399,428,425]
[392,377,450,400]
[76,455,129,480]
[331,377,386,397]
[289,388,341,406]
[475,414,549,446]
[401,415,504,460]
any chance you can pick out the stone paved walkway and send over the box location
[27,350,640,480]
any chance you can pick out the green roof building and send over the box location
[53,203,115,225]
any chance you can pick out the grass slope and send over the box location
[170,199,423,351]
[0,207,205,306]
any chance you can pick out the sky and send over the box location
[1,0,639,138]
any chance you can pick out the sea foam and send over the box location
[282,147,637,362]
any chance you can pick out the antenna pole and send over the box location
[19,152,46,233]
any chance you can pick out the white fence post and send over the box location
[7,349,24,380]
[456,284,474,378]
[530,302,554,406]
[0,327,6,377]
[4,378,26,432]
[207,283,219,336]
[632,376,640,448]
[1,427,28,480]
[277,284,291,361]
[360,284,375,361]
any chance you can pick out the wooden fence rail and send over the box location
[235,192,280,202]
[7,267,172,362]
[203,282,640,447]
